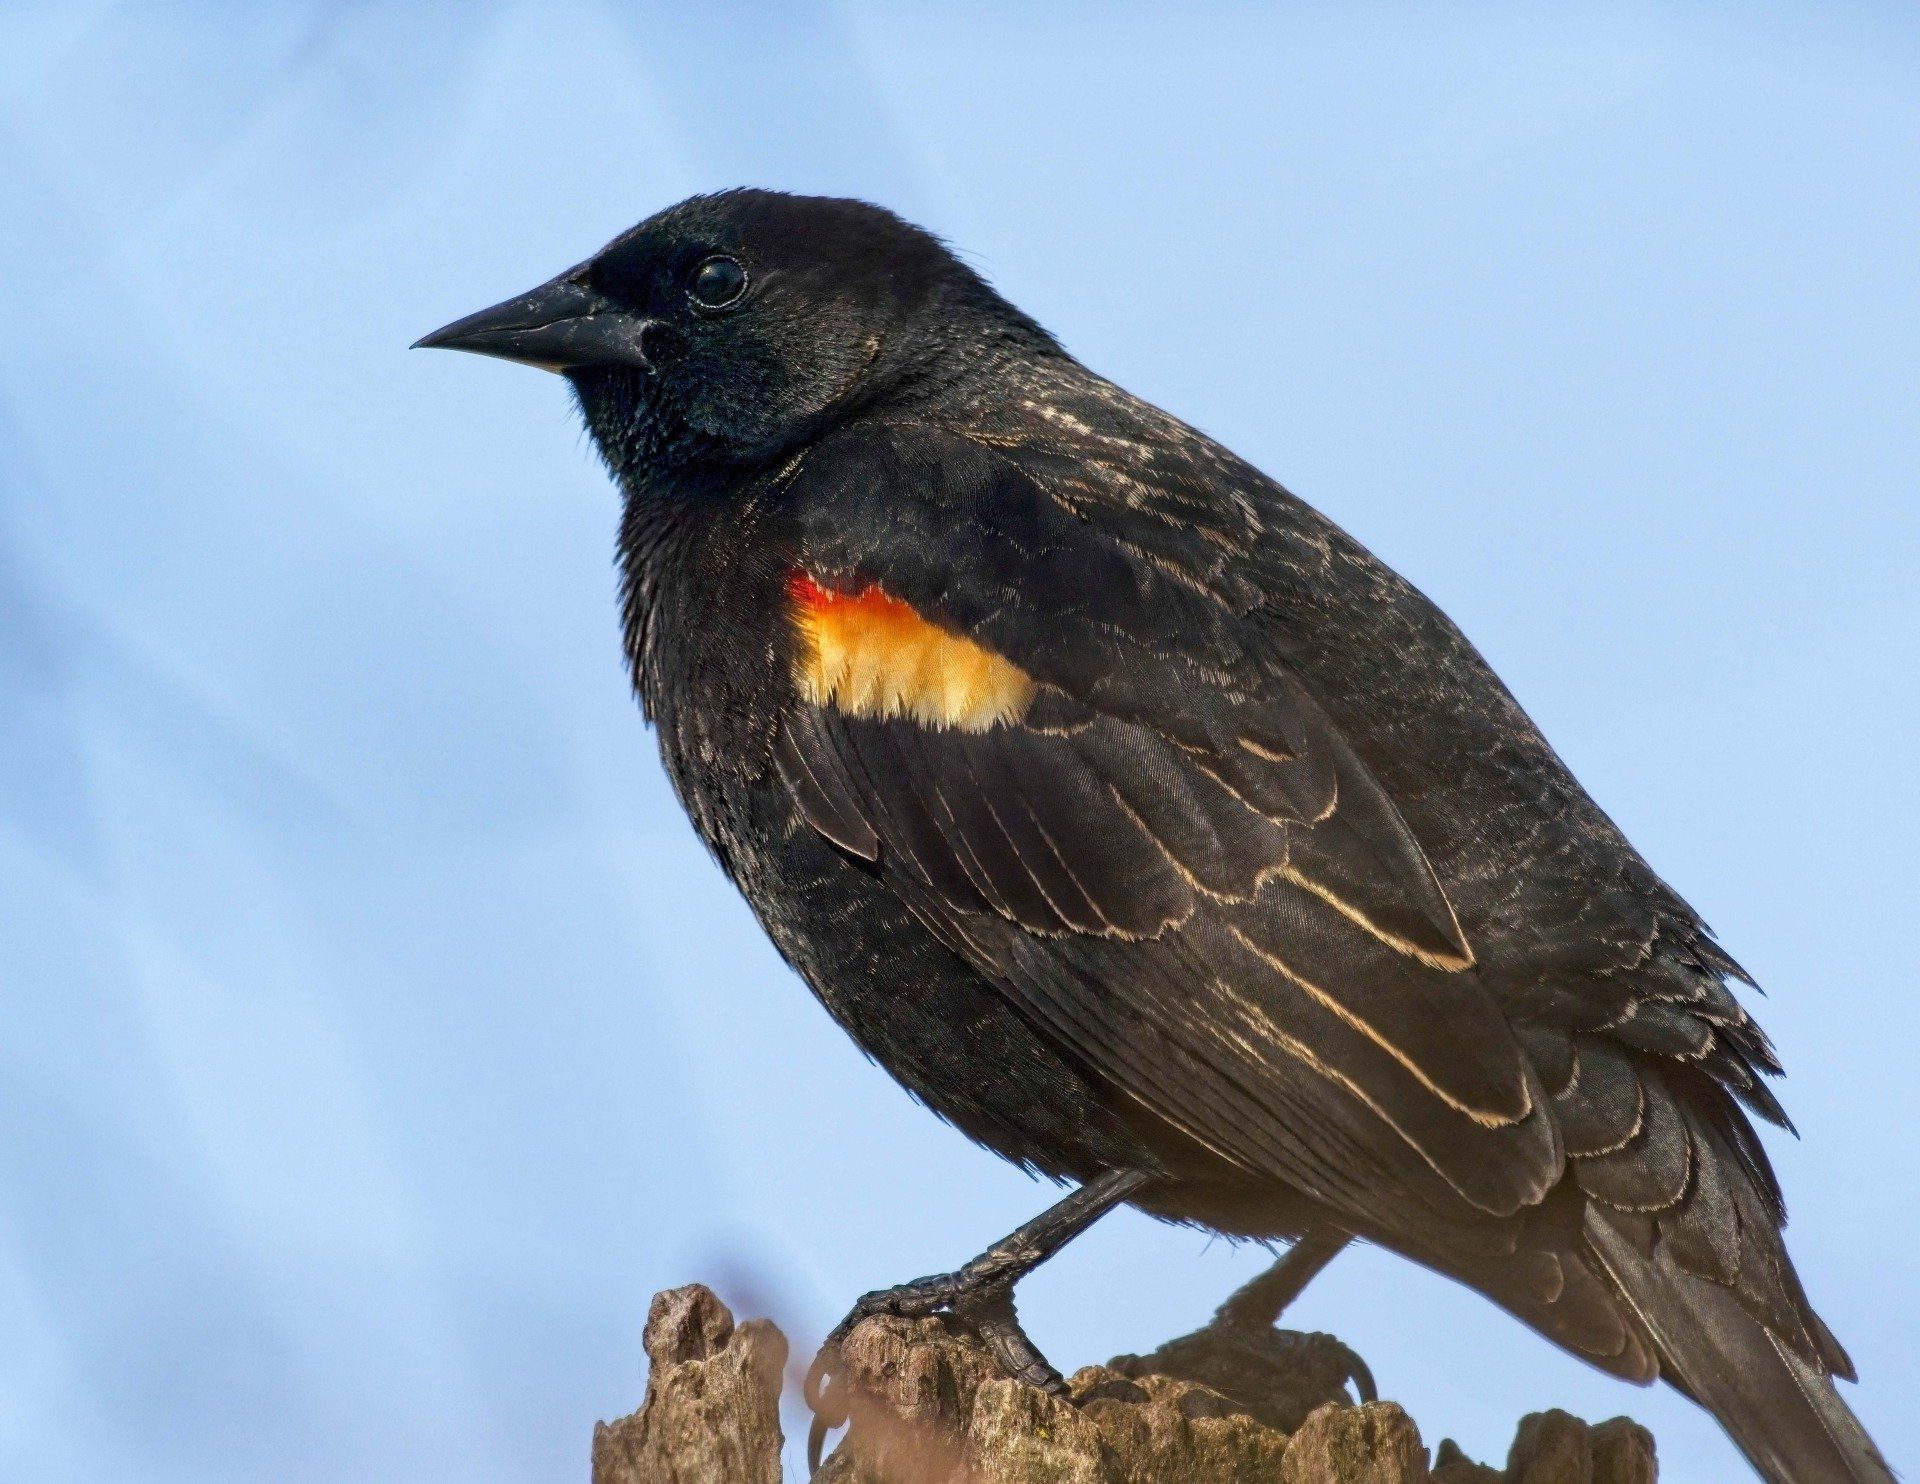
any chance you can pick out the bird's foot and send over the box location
[1201,1303,1377,1405]
[805,1270,1060,1470]
[1106,1315,1377,1435]
[1231,1322,1375,1406]
[1149,1229,1372,1413]
[803,1172,1146,1470]
[1326,1332,1376,1404]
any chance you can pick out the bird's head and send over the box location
[416,189,1054,476]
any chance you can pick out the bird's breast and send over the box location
[788,572,1035,730]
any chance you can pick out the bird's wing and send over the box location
[774,424,1563,1223]
[774,417,1859,1445]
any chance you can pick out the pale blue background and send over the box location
[1,3,1914,1479]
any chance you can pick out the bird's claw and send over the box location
[804,1321,862,1472]
[804,1279,951,1414]
[804,1273,1061,1472]
[805,1405,839,1477]
[1293,1329,1376,1405]
[805,1348,847,1475]
[1335,1339,1376,1404]
[804,1279,954,1470]
[951,1282,1064,1395]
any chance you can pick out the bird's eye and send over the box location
[688,255,747,309]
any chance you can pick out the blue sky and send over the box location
[1,3,1914,1479]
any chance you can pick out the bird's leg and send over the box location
[1202,1226,1374,1403]
[1213,1225,1351,1332]
[805,1168,1147,1468]
[1103,1227,1372,1431]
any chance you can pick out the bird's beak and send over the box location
[412,271,651,372]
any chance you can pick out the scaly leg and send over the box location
[1205,1226,1373,1403]
[1215,1226,1352,1333]
[805,1168,1147,1469]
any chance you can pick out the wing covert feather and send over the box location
[781,706,1560,1221]
[764,406,1833,1416]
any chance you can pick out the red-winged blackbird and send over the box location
[419,190,1888,1483]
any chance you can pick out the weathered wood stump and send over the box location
[593,1285,1656,1483]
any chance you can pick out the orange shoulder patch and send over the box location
[789,572,1036,730]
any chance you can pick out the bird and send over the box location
[416,189,1890,1482]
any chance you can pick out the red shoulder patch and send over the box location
[789,572,1035,730]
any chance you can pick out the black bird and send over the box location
[418,190,1889,1482]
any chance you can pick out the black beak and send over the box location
[412,272,651,372]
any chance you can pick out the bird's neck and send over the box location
[613,465,794,767]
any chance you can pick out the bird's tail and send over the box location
[1585,1213,1893,1484]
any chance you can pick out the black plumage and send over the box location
[418,190,1888,1482]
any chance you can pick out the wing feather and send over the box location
[775,422,1562,1224]
[781,702,1560,1221]
[761,395,1835,1422]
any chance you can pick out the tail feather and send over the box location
[1586,1212,1893,1483]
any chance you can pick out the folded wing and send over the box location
[774,426,1563,1224]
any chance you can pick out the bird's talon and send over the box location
[804,1346,852,1471]
[1335,1341,1377,1405]
[806,1404,844,1475]
[803,1344,841,1415]
[805,1276,967,1464]
[1021,1360,1066,1393]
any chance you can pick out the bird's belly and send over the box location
[717,789,1157,1179]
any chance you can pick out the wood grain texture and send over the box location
[592,1284,1661,1482]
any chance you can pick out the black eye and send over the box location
[689,255,746,308]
